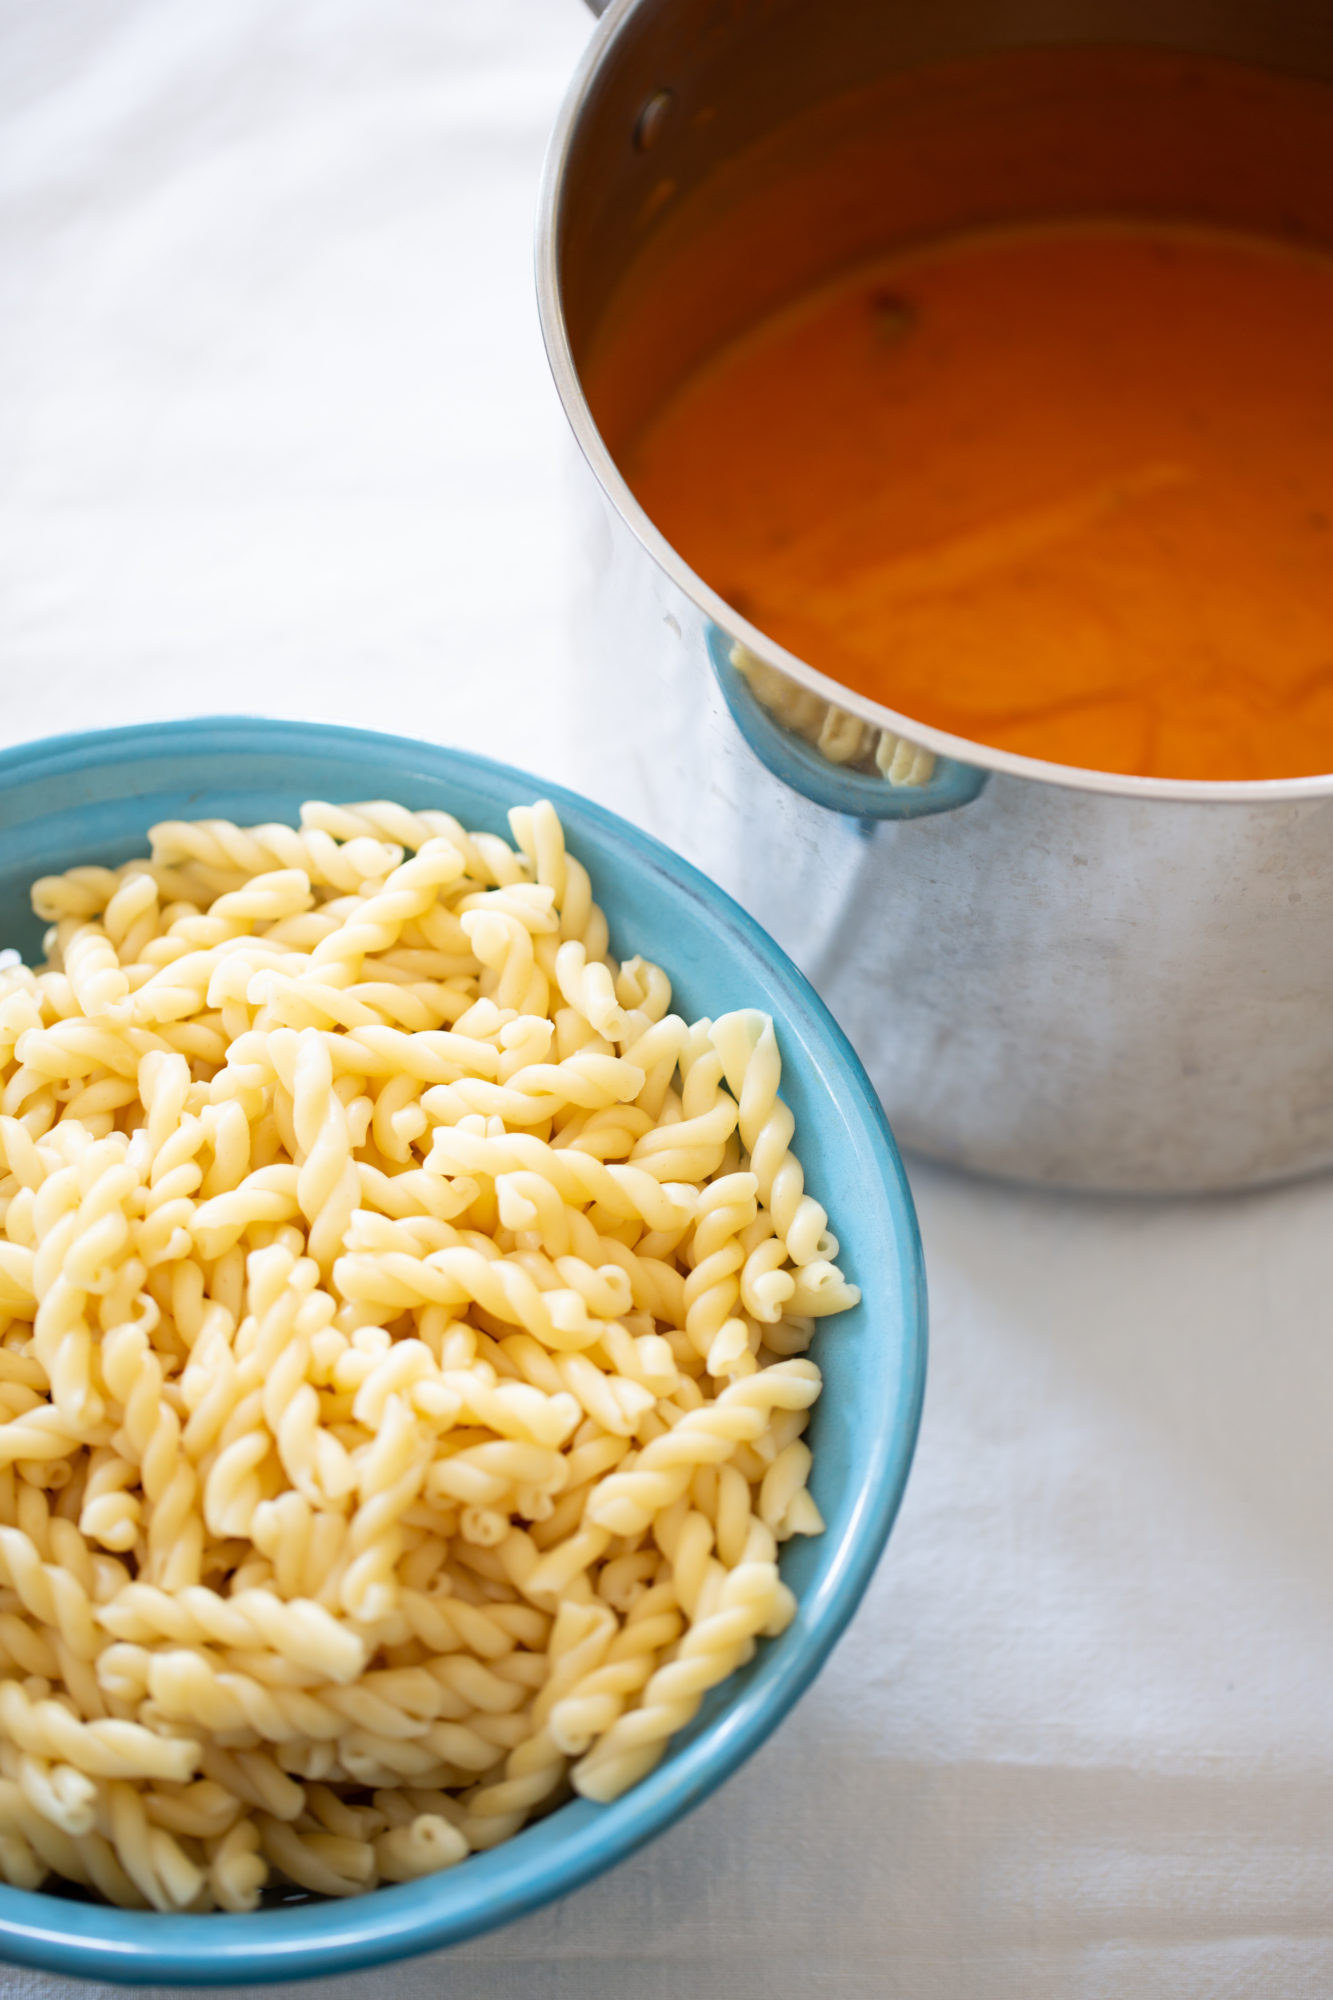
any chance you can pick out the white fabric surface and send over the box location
[4,4,1333,1994]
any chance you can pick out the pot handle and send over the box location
[708,625,988,819]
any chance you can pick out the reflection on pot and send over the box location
[730,644,938,788]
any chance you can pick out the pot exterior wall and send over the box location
[563,470,1333,1192]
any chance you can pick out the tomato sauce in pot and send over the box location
[622,221,1333,780]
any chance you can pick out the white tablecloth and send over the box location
[5,4,1333,1994]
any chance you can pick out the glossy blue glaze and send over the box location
[708,624,988,818]
[0,718,927,1986]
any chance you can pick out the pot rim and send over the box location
[535,0,1333,806]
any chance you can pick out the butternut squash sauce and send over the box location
[623,223,1333,779]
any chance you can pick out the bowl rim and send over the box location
[0,715,927,1986]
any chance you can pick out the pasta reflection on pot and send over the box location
[730,645,938,790]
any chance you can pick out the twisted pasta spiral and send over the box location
[0,795,859,1907]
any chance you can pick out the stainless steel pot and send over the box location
[536,0,1333,1192]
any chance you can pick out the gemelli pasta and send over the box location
[0,795,859,1909]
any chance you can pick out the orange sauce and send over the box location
[623,222,1333,779]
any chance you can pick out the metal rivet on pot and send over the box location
[635,89,675,152]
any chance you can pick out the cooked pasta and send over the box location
[0,795,859,1908]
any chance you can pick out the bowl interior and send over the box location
[0,717,926,1985]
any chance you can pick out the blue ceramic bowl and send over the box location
[0,718,926,1986]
